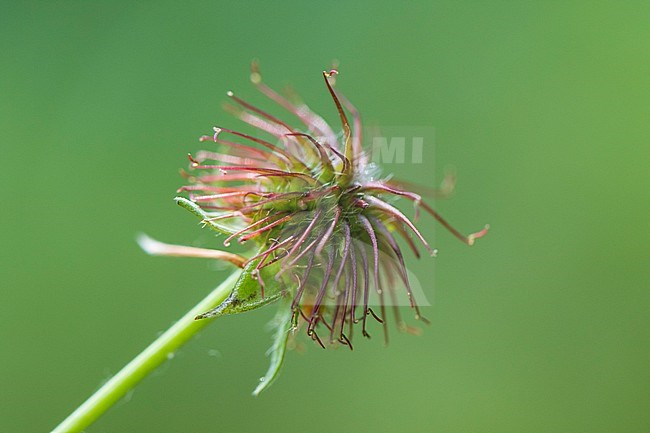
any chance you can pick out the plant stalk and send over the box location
[51,270,241,433]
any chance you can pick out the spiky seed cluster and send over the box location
[181,65,488,348]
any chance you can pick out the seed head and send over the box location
[179,63,488,349]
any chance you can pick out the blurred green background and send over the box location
[2,1,649,432]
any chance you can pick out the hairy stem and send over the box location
[51,270,241,433]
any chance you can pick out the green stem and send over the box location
[52,270,241,433]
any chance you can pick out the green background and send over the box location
[2,1,649,432]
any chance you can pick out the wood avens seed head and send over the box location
[178,64,488,349]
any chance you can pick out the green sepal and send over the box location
[194,256,284,319]
[252,298,293,396]
[175,196,242,236]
